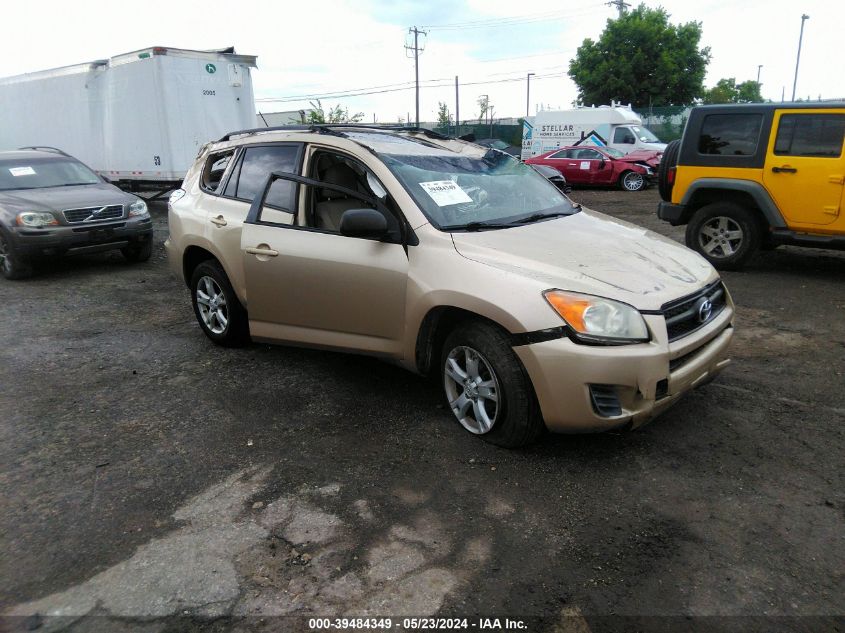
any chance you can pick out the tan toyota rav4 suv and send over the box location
[166,126,734,447]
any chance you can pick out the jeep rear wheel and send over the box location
[686,202,761,270]
[619,170,645,192]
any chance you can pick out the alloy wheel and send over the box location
[698,216,744,258]
[0,234,8,273]
[622,171,645,191]
[195,275,229,335]
[443,345,500,434]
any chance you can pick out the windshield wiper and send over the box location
[441,220,515,231]
[41,182,98,188]
[512,210,575,224]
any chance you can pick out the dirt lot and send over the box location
[1,188,843,632]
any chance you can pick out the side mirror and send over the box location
[598,158,606,169]
[339,208,388,239]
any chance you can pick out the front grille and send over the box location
[63,204,124,224]
[661,280,726,342]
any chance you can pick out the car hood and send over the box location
[450,209,718,311]
[0,183,136,215]
[617,150,662,167]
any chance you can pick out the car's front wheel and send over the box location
[190,260,249,346]
[685,202,761,270]
[441,321,544,448]
[0,229,33,280]
[619,170,646,192]
[121,239,153,263]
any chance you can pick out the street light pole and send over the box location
[791,14,809,101]
[756,65,762,84]
[526,73,535,117]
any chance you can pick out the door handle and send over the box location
[771,166,797,174]
[246,246,279,257]
[210,215,227,227]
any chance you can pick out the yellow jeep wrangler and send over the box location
[657,103,845,269]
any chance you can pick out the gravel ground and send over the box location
[1,188,843,632]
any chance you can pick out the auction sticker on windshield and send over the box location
[419,180,473,206]
[9,166,36,177]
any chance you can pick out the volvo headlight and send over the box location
[543,290,649,344]
[128,199,149,218]
[16,212,58,227]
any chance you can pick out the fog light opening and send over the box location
[589,384,622,418]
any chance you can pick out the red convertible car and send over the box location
[525,146,661,192]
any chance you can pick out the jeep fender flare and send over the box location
[681,179,787,229]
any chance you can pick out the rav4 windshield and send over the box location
[0,158,100,191]
[382,149,576,229]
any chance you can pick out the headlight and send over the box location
[128,199,149,218]
[16,212,58,227]
[543,290,649,344]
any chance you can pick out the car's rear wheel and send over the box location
[121,239,153,263]
[0,229,33,280]
[190,260,249,346]
[619,170,646,191]
[441,321,544,448]
[685,202,761,270]
[657,139,681,201]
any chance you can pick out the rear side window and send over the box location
[698,114,763,156]
[227,144,300,209]
[201,150,235,192]
[774,113,845,157]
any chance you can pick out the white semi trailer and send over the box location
[0,46,257,193]
[521,104,666,160]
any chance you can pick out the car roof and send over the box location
[211,125,488,159]
[0,149,70,162]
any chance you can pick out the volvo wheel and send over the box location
[0,229,33,280]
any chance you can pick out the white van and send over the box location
[521,105,666,160]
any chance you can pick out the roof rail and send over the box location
[217,124,451,143]
[18,146,70,156]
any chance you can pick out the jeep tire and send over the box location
[657,139,681,202]
[686,202,761,271]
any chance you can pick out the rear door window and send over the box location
[698,114,763,156]
[226,144,302,210]
[774,113,845,157]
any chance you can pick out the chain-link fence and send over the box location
[633,106,691,142]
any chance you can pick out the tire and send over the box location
[0,229,34,280]
[619,170,646,192]
[657,139,681,201]
[121,238,153,263]
[685,202,761,271]
[441,321,544,448]
[190,260,250,346]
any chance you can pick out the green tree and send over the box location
[437,102,452,128]
[306,99,364,124]
[702,78,763,104]
[568,4,710,107]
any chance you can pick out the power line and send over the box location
[421,4,605,30]
[255,71,568,105]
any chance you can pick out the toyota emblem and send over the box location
[696,298,713,324]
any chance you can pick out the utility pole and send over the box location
[406,27,427,127]
[756,65,763,85]
[455,76,459,137]
[606,0,630,18]
[791,14,809,101]
[526,72,535,117]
